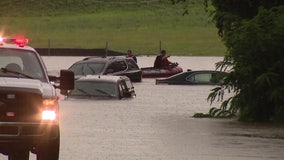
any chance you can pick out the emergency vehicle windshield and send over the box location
[0,48,46,82]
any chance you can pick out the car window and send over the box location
[125,79,134,91]
[69,62,105,75]
[210,72,225,83]
[119,81,129,96]
[69,81,117,97]
[0,56,23,68]
[107,61,127,73]
[83,63,105,75]
[118,83,124,97]
[0,49,46,81]
[126,59,139,70]
[186,73,212,83]
[69,63,83,75]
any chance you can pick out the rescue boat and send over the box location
[141,64,183,78]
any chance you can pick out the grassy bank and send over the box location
[0,0,225,56]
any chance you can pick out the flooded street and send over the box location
[2,56,284,160]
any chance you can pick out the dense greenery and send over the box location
[0,0,225,55]
[204,0,284,121]
[172,0,284,121]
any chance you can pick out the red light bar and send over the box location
[13,36,28,47]
[0,36,29,47]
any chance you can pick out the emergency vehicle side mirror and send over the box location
[59,70,74,90]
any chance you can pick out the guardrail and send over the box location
[36,48,126,56]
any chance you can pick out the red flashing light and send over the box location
[13,36,28,47]
[6,112,15,117]
[0,36,29,47]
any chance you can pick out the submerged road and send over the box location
[1,56,284,160]
[56,79,284,160]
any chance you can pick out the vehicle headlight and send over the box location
[41,99,58,121]
[42,110,56,120]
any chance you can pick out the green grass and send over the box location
[0,0,226,56]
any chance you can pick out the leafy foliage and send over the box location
[193,107,235,118]
[207,2,284,121]
[172,0,284,121]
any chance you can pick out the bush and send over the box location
[208,6,284,122]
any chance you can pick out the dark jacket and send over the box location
[154,55,162,68]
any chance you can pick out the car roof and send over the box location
[157,70,223,80]
[187,70,222,74]
[0,43,36,52]
[74,56,133,64]
[76,75,130,83]
[178,69,220,75]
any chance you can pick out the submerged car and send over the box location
[156,70,226,85]
[65,75,136,99]
[68,56,142,82]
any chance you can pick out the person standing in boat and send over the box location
[126,49,137,63]
[154,50,174,68]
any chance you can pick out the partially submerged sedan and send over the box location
[156,70,226,85]
[64,75,136,99]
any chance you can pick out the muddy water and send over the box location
[2,56,284,160]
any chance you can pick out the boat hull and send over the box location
[141,66,183,78]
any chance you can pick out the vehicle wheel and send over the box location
[36,135,60,160]
[8,150,29,160]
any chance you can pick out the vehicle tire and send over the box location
[36,135,60,160]
[8,150,29,160]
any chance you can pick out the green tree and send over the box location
[172,0,284,121]
[211,6,284,121]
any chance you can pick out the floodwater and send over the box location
[2,56,284,160]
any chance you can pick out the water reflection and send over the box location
[39,56,284,160]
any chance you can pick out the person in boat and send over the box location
[154,50,174,68]
[126,49,137,63]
